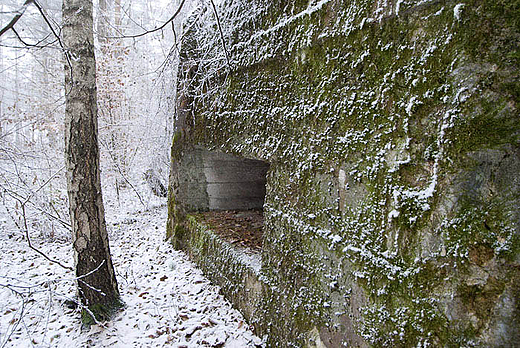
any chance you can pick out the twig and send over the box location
[32,0,74,87]
[0,0,74,90]
[11,28,56,49]
[26,201,71,230]
[208,0,231,69]
[76,260,107,296]
[1,178,71,231]
[22,205,73,271]
[0,292,26,348]
[107,0,187,39]
[0,265,109,344]
[76,260,106,281]
[47,200,69,228]
[32,1,64,52]
[23,165,65,206]
[0,0,34,38]
[100,139,146,208]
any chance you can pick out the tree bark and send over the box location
[62,0,120,317]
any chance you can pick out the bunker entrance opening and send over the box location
[181,149,269,251]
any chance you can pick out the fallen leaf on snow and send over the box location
[185,325,202,337]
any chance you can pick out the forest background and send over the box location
[0,0,185,237]
[0,1,264,347]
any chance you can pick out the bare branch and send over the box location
[209,0,232,69]
[107,0,187,39]
[0,0,35,38]
[1,185,71,230]
[1,188,73,271]
[100,139,146,208]
[32,0,74,86]
[22,205,74,271]
[0,0,74,92]
[22,165,65,206]
[32,0,62,50]
[11,28,56,49]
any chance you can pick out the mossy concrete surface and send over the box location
[183,216,264,329]
[168,0,519,346]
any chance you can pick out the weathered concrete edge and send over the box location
[181,216,265,334]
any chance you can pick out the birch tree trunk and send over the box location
[62,0,121,320]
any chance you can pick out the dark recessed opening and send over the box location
[203,153,269,211]
[180,149,269,251]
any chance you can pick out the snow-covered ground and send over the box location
[0,200,263,347]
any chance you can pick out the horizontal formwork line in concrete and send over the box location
[181,179,266,184]
[206,180,267,184]
[207,187,266,198]
[208,199,265,211]
[206,182,266,189]
[207,194,266,199]
[203,167,268,182]
[201,162,269,169]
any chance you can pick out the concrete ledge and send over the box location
[183,215,264,330]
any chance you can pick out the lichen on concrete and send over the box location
[167,0,520,346]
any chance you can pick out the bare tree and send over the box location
[62,0,121,321]
[0,0,190,323]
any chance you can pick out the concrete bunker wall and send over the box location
[168,0,520,346]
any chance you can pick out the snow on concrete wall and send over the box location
[168,0,520,346]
